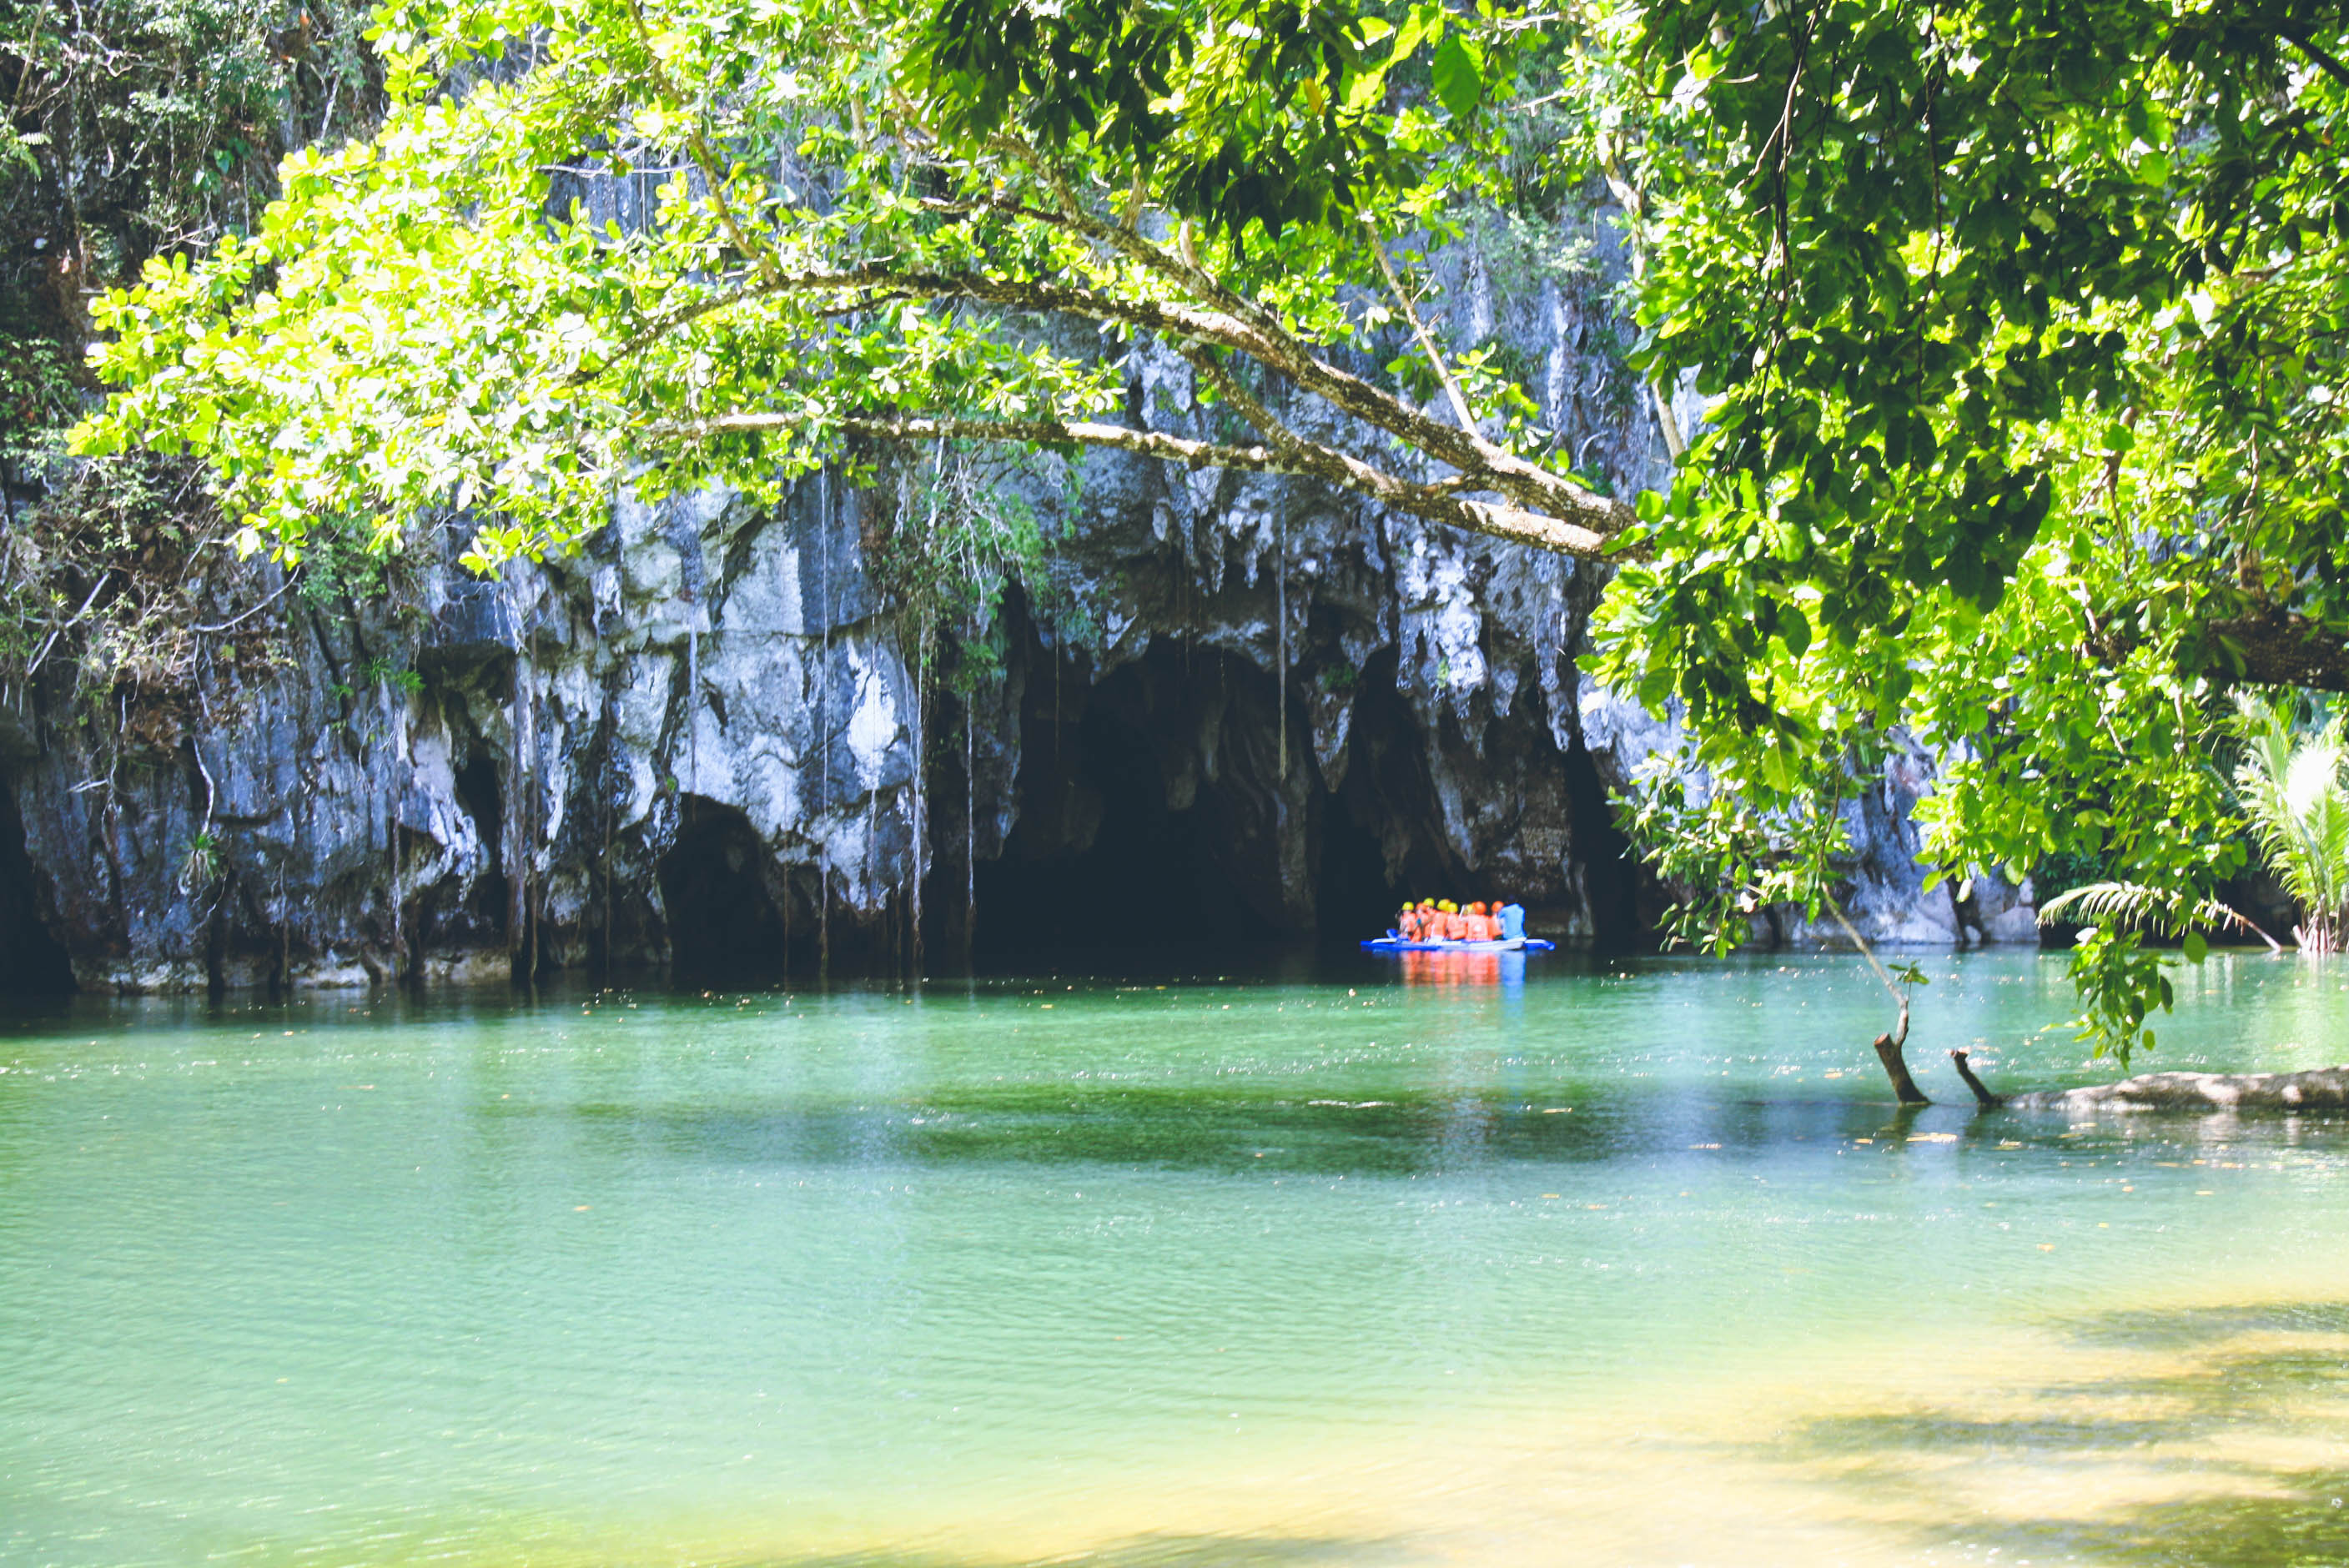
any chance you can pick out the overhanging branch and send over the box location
[593,257,1639,550]
[659,410,1624,558]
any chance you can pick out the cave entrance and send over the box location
[452,755,510,944]
[974,663,1277,962]
[1564,737,1647,951]
[0,777,73,995]
[1314,785,1401,948]
[658,797,789,983]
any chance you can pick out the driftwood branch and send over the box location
[2008,1066,2349,1112]
[1947,1049,2004,1109]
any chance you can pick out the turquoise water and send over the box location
[4,950,2349,1566]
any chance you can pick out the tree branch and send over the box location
[1368,230,1481,435]
[621,0,784,288]
[1174,341,1309,454]
[903,190,1632,535]
[2281,24,2349,92]
[661,411,1622,557]
[596,260,1639,546]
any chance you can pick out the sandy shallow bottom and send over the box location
[566,1279,2349,1568]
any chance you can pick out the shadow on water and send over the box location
[536,1088,2030,1178]
[2060,1299,2349,1348]
[1787,1298,2349,1567]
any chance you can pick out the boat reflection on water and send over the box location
[1396,947,1528,991]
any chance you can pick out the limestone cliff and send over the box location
[0,230,2030,992]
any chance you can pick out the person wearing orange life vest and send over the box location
[1467,902,1494,940]
[1396,902,1422,941]
[1435,900,1461,941]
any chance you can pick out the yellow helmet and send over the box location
[1438,899,1457,913]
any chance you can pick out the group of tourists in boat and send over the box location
[1362,899,1557,953]
[1396,900,1520,942]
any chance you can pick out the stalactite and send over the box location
[523,620,541,984]
[601,667,616,976]
[1275,485,1288,784]
[385,725,401,983]
[863,758,879,962]
[910,621,928,977]
[507,591,528,983]
[817,470,832,977]
[964,669,975,967]
[1181,535,1191,679]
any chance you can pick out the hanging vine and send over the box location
[863,440,1074,970]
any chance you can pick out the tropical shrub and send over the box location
[2232,693,2349,952]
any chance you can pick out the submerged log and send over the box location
[2006,1067,2349,1113]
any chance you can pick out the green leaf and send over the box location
[1431,34,1482,119]
[1778,602,1810,659]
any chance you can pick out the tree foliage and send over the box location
[71,0,1631,575]
[2,0,383,720]
[1575,0,2349,1052]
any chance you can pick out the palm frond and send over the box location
[2035,880,2257,938]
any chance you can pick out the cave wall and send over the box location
[0,224,2023,993]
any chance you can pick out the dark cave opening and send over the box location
[1314,781,1402,947]
[0,777,74,995]
[1333,646,1461,902]
[452,755,510,942]
[658,797,790,983]
[974,656,1280,960]
[1563,737,1647,951]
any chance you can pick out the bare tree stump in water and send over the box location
[1873,1008,1930,1106]
[1947,1049,2005,1108]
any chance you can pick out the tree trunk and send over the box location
[1871,995,1930,1105]
[1828,893,1931,1105]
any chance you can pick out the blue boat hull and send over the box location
[1360,937,1557,953]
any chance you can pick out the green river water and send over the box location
[4,949,2349,1567]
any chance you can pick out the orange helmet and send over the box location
[1469,902,1487,917]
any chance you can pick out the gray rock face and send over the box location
[0,226,2030,991]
